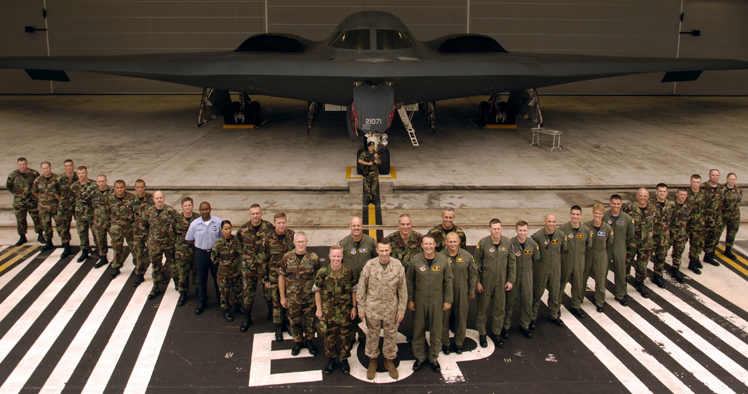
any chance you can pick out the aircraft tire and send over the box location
[478,101,489,125]
[378,149,391,175]
[249,101,262,127]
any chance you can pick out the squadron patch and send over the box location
[515,251,522,257]
[420,265,427,272]
[597,231,606,236]
[568,234,574,239]
[489,246,496,253]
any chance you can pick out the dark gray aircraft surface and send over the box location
[1,10,747,170]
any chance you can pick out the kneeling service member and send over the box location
[440,232,477,354]
[603,195,634,306]
[474,219,515,348]
[279,232,321,356]
[531,214,566,330]
[212,220,243,322]
[357,238,407,380]
[504,221,539,339]
[314,245,356,375]
[583,205,614,313]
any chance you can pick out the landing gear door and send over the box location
[353,83,395,133]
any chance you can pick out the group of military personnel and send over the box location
[6,158,742,379]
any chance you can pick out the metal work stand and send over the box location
[530,127,562,151]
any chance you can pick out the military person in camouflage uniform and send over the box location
[212,220,243,322]
[357,239,407,380]
[31,161,60,251]
[174,197,200,306]
[92,175,112,268]
[687,174,708,270]
[503,221,539,339]
[604,194,635,306]
[337,216,376,343]
[314,245,357,375]
[385,214,423,268]
[559,205,592,319]
[584,205,614,312]
[131,179,154,287]
[702,169,727,267]
[71,166,98,263]
[262,212,295,341]
[623,188,657,298]
[427,207,467,252]
[6,157,43,246]
[236,204,275,331]
[441,232,477,353]
[719,173,742,260]
[530,214,566,330]
[106,180,137,280]
[358,141,380,205]
[56,160,78,258]
[649,183,675,288]
[669,188,692,281]
[279,232,321,356]
[474,219,515,348]
[141,191,178,300]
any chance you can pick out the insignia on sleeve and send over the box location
[476,244,480,249]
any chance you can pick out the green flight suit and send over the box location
[583,221,614,308]
[407,252,453,363]
[531,229,566,321]
[559,222,592,310]
[440,248,477,347]
[504,237,539,331]
[338,233,377,283]
[474,236,515,336]
[603,210,635,299]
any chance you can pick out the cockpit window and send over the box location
[330,29,370,50]
[376,30,413,50]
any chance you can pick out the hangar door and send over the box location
[0,1,51,93]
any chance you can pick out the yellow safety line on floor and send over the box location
[0,246,22,263]
[223,124,256,129]
[715,250,748,276]
[345,166,397,179]
[716,245,748,270]
[0,246,39,274]
[368,203,377,239]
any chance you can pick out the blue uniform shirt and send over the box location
[185,215,223,251]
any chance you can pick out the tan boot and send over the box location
[367,357,378,380]
[384,358,398,379]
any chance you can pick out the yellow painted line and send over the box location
[716,250,748,276]
[0,246,22,263]
[0,246,39,274]
[368,203,377,239]
[716,244,748,269]
[486,124,517,129]
[345,166,397,179]
[222,124,256,129]
[211,123,222,130]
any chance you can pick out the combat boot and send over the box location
[324,358,335,375]
[147,284,160,300]
[695,258,703,269]
[634,279,649,298]
[275,324,283,342]
[172,278,179,291]
[341,359,350,374]
[15,234,27,246]
[177,292,187,306]
[479,335,487,348]
[235,304,245,315]
[652,274,666,288]
[266,308,273,321]
[724,246,736,259]
[305,338,317,355]
[61,242,71,258]
[94,255,108,269]
[671,266,685,283]
[704,252,720,267]
[529,320,537,330]
[41,240,54,252]
[161,276,169,285]
[688,259,702,275]
[109,268,120,280]
[132,274,145,287]
[384,358,398,379]
[500,328,510,339]
[291,342,302,356]
[77,249,89,263]
[367,358,378,380]
[240,309,252,332]
[441,345,450,355]
[37,234,45,243]
[223,310,234,322]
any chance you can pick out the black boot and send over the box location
[341,359,350,374]
[132,274,145,287]
[529,319,537,330]
[479,335,487,348]
[235,304,245,315]
[275,324,283,342]
[109,268,120,280]
[635,279,650,298]
[671,266,685,283]
[61,242,71,258]
[724,246,736,259]
[161,276,169,285]
[652,274,666,288]
[267,307,273,321]
[291,342,302,356]
[688,259,702,275]
[324,358,335,375]
[240,309,252,332]
[519,326,533,338]
[172,278,179,291]
[42,240,54,252]
[15,234,27,246]
[94,255,108,269]
[305,338,317,355]
[704,252,720,266]
[500,328,510,339]
[177,292,187,306]
[223,310,234,322]
[147,284,160,300]
[37,234,45,243]
[77,249,89,263]
[695,258,703,269]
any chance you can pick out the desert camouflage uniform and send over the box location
[279,250,321,343]
[583,221,614,307]
[385,230,423,268]
[559,222,592,310]
[687,187,708,261]
[71,180,97,252]
[55,173,78,243]
[175,212,200,292]
[427,224,467,252]
[623,202,657,281]
[504,238,538,332]
[107,192,137,269]
[702,183,727,254]
[649,198,675,275]
[132,193,154,275]
[32,174,60,242]
[314,265,356,359]
[237,219,275,310]
[211,235,243,310]
[7,169,42,237]
[141,204,178,282]
[261,229,295,324]
[669,201,692,268]
[92,187,112,257]
[356,257,407,360]
[441,248,477,347]
[358,150,378,203]
[718,185,742,248]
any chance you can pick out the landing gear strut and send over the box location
[477,93,515,126]
[224,93,262,127]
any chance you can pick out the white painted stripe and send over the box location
[678,283,748,333]
[576,281,694,394]
[0,256,130,394]
[0,251,41,291]
[39,260,145,394]
[550,289,652,394]
[605,272,736,394]
[0,249,62,323]
[0,246,9,254]
[123,285,180,394]
[80,269,156,394]
[249,332,322,387]
[0,250,84,364]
